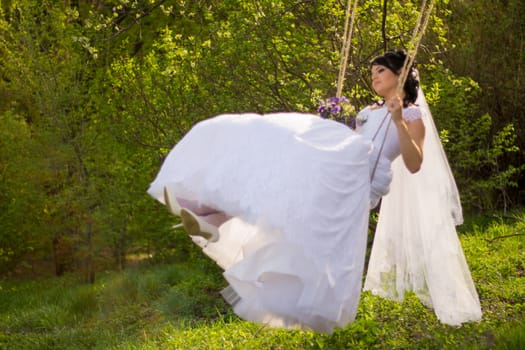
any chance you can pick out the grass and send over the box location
[0,211,524,349]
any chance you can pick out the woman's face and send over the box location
[371,64,399,97]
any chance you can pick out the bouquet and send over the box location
[317,96,357,129]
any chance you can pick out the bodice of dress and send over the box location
[356,105,422,207]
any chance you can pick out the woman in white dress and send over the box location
[147,50,481,333]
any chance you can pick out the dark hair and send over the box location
[370,50,419,106]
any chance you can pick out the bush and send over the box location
[424,67,524,212]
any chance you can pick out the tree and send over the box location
[443,0,525,208]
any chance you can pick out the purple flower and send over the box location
[317,95,356,129]
[331,104,341,114]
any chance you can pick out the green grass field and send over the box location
[1,212,524,349]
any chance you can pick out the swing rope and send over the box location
[397,0,436,93]
[370,0,436,182]
[336,0,436,99]
[336,0,359,98]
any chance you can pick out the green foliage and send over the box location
[424,68,523,212]
[444,0,525,208]
[493,321,525,350]
[0,0,523,276]
[446,0,525,144]
[0,0,106,276]
[0,112,36,271]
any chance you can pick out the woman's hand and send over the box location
[386,95,425,173]
[386,95,404,124]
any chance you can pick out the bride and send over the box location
[147,50,481,333]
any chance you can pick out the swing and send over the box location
[332,0,437,182]
[335,0,436,99]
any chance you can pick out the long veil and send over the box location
[363,88,482,325]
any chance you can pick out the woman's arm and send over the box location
[388,97,425,173]
[395,118,425,173]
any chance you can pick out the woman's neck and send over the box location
[381,89,405,102]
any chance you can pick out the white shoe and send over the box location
[163,186,182,216]
[220,285,241,306]
[180,208,219,243]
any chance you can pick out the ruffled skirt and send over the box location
[148,113,374,333]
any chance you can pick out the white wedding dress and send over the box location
[147,99,481,332]
[364,93,482,325]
